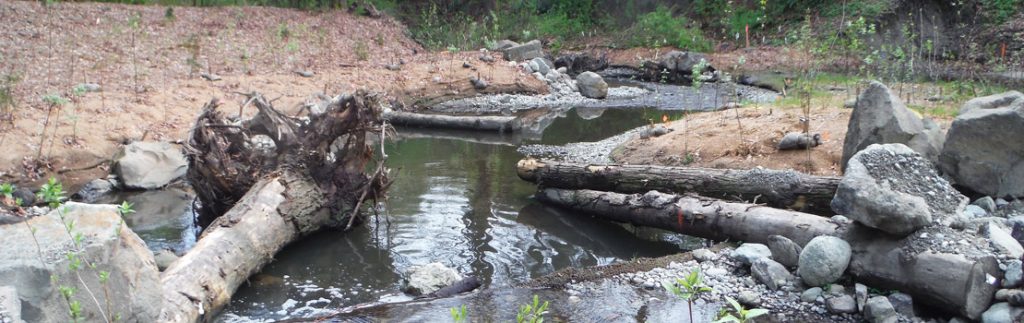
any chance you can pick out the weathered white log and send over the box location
[535,188,998,319]
[159,172,327,322]
[384,111,521,132]
[519,158,840,215]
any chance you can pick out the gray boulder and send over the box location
[832,144,967,236]
[490,39,519,51]
[502,40,542,62]
[72,178,116,203]
[939,102,1024,198]
[841,81,942,169]
[959,91,1023,115]
[801,287,822,303]
[751,258,792,290]
[981,302,1024,323]
[975,197,998,213]
[864,296,899,323]
[966,205,989,218]
[887,292,915,318]
[777,132,821,150]
[530,57,551,75]
[766,235,801,268]
[0,286,20,323]
[855,283,868,311]
[691,248,719,262]
[0,202,161,323]
[402,262,462,296]
[798,236,851,287]
[1004,260,1023,288]
[730,243,772,265]
[826,294,857,314]
[576,72,608,99]
[987,222,1024,258]
[114,141,187,190]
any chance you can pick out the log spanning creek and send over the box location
[108,107,706,321]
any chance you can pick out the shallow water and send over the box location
[102,107,702,321]
[94,186,198,253]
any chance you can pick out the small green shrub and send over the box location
[624,6,710,51]
[516,295,549,323]
[449,305,467,323]
[713,296,769,323]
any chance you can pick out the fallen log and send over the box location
[163,92,389,322]
[535,188,998,319]
[518,158,840,215]
[384,110,521,132]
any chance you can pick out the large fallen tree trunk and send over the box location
[162,92,389,322]
[384,110,521,132]
[536,188,998,319]
[518,158,840,215]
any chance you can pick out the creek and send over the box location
[106,106,710,321]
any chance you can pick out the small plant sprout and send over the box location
[449,304,468,323]
[37,177,65,208]
[663,268,713,323]
[0,182,13,199]
[713,296,769,323]
[117,201,135,216]
[516,295,550,323]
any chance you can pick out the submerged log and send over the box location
[517,158,840,215]
[163,92,389,322]
[384,110,521,132]
[536,188,997,319]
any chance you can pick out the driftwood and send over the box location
[518,158,840,215]
[163,92,389,322]
[384,110,521,132]
[535,188,998,319]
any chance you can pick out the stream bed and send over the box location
[107,106,710,322]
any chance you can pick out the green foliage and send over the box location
[713,296,769,323]
[42,94,68,106]
[691,58,711,88]
[981,0,1023,24]
[516,295,550,323]
[117,201,136,216]
[662,269,713,301]
[624,6,710,52]
[37,177,65,208]
[664,268,713,322]
[0,183,13,199]
[449,304,468,323]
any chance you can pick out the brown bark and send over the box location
[535,188,997,319]
[163,92,389,322]
[384,111,520,132]
[518,158,840,215]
